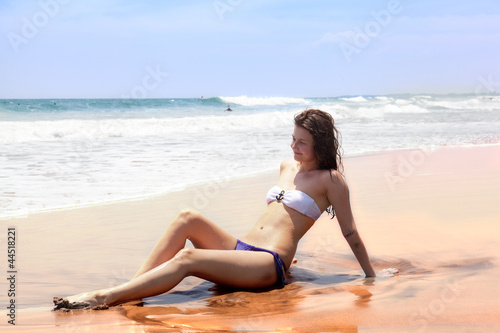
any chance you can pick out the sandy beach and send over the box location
[2,144,500,332]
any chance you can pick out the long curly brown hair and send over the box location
[294,109,343,173]
[294,109,343,217]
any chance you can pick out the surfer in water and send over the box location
[226,105,232,111]
[53,109,379,311]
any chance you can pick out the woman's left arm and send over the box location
[325,171,376,277]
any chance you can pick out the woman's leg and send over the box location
[61,248,278,308]
[134,209,237,278]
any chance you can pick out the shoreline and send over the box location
[4,143,499,222]
[2,144,500,332]
[0,165,278,222]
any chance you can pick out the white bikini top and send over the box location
[266,185,322,220]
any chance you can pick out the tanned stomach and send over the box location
[240,203,315,267]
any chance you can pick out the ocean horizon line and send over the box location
[2,91,499,101]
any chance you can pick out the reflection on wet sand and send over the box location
[122,282,305,330]
[117,269,373,332]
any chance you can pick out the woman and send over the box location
[53,109,376,310]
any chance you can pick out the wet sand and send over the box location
[2,145,500,332]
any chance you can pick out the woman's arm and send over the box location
[325,171,376,277]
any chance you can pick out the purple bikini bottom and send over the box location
[235,239,286,287]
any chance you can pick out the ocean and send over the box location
[1,94,499,219]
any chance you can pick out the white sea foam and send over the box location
[0,112,297,145]
[1,95,499,218]
[374,96,393,102]
[219,95,309,106]
[425,97,500,110]
[339,96,368,102]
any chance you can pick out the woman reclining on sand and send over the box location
[54,109,377,310]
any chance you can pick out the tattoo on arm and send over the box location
[343,230,355,238]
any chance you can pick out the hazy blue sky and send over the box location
[1,0,499,98]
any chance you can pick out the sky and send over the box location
[1,0,499,98]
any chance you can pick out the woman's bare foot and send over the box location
[53,291,110,311]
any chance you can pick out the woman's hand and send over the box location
[377,267,399,277]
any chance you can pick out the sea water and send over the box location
[1,95,499,218]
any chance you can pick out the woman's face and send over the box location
[291,125,315,163]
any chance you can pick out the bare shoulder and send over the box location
[321,169,349,195]
[280,158,297,172]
